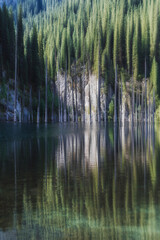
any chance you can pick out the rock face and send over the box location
[56,65,113,123]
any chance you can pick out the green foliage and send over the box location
[2,0,160,117]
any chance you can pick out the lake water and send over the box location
[0,123,160,239]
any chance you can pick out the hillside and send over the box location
[0,0,160,122]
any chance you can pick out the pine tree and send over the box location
[31,24,40,90]
[17,5,24,88]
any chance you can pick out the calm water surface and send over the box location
[0,123,160,239]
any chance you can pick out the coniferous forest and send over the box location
[0,0,160,123]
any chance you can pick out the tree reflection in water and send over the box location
[0,123,160,239]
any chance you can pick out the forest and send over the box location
[0,0,160,123]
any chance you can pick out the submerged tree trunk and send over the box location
[71,76,74,122]
[138,88,140,122]
[153,89,155,123]
[29,86,32,122]
[64,62,67,122]
[118,80,120,123]
[14,28,18,123]
[148,87,151,123]
[75,61,78,123]
[45,57,48,123]
[83,66,85,122]
[19,95,21,123]
[135,87,137,123]
[89,80,92,124]
[132,75,134,125]
[37,89,40,123]
[145,58,147,123]
[6,84,9,121]
[121,77,123,124]
[51,89,54,122]
[97,41,101,123]
[141,84,144,122]
[22,87,25,122]
[114,63,117,123]
[57,61,61,123]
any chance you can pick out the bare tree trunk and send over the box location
[19,95,21,123]
[51,90,54,122]
[45,57,48,123]
[138,87,141,122]
[60,92,63,123]
[104,91,107,123]
[57,62,61,122]
[37,89,40,123]
[75,61,78,123]
[132,75,134,125]
[6,84,9,121]
[89,80,92,124]
[64,60,67,122]
[29,86,32,122]
[118,80,120,123]
[153,89,155,123]
[135,87,137,123]
[114,63,117,123]
[145,58,147,123]
[97,41,101,123]
[148,87,151,123]
[71,76,74,122]
[22,87,25,122]
[121,77,123,124]
[14,27,18,123]
[141,84,144,122]
[83,66,85,122]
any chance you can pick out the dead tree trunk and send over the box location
[148,86,151,123]
[51,89,54,122]
[29,86,32,122]
[121,77,123,124]
[14,26,18,123]
[132,75,134,125]
[145,58,147,123]
[83,66,85,122]
[19,95,21,123]
[153,89,155,123]
[114,63,117,123]
[71,76,74,122]
[75,61,78,123]
[64,60,67,122]
[6,84,9,121]
[97,40,101,123]
[118,80,120,123]
[37,89,40,123]
[45,57,48,123]
[141,84,144,122]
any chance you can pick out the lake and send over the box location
[0,123,160,239]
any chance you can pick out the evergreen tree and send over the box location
[31,24,40,90]
[17,5,24,88]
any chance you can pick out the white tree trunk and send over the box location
[64,60,67,122]
[114,63,117,123]
[97,43,101,123]
[71,76,74,122]
[145,58,147,123]
[29,86,32,122]
[6,84,9,121]
[132,75,134,124]
[37,89,40,123]
[45,57,48,123]
[14,28,17,123]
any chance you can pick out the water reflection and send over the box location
[0,123,160,239]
